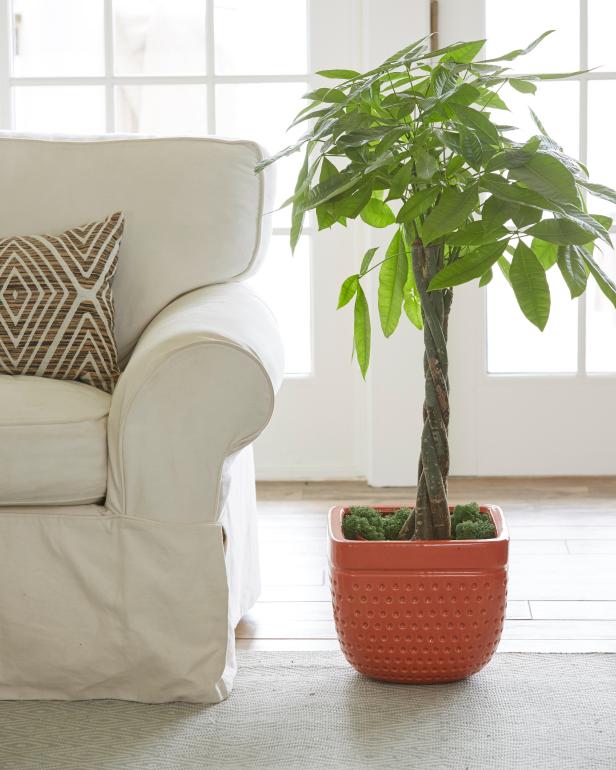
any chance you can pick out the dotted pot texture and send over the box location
[328,505,509,684]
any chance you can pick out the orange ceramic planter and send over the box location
[328,505,509,684]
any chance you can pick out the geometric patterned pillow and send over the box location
[0,211,124,393]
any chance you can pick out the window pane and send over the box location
[115,85,207,134]
[497,81,579,158]
[485,0,579,73]
[216,83,306,227]
[588,0,616,70]
[12,0,104,76]
[587,82,616,221]
[113,0,206,75]
[247,235,311,375]
[214,0,307,75]
[13,86,106,134]
[487,268,578,374]
[586,246,616,373]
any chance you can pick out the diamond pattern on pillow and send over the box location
[0,212,124,393]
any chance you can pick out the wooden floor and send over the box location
[236,478,616,652]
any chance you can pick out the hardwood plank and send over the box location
[236,638,616,653]
[508,526,616,540]
[236,639,341,651]
[566,540,616,554]
[497,639,616,653]
[502,619,616,639]
[237,618,616,643]
[236,618,335,639]
[508,554,616,600]
[509,540,568,555]
[507,600,532,619]
[530,601,616,620]
[259,585,331,601]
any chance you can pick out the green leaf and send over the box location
[529,107,549,137]
[531,238,559,269]
[422,184,479,245]
[428,240,508,290]
[446,221,508,246]
[557,245,588,298]
[354,285,371,378]
[315,157,341,230]
[526,218,599,245]
[396,188,439,224]
[474,90,509,111]
[316,68,361,80]
[335,184,373,220]
[338,275,359,308]
[497,255,512,284]
[449,104,499,144]
[302,169,361,211]
[403,246,423,329]
[577,179,616,206]
[509,153,579,205]
[580,250,616,308]
[302,87,346,103]
[479,268,493,286]
[361,197,396,228]
[512,205,542,229]
[414,147,438,180]
[378,230,408,336]
[359,246,379,275]
[479,174,557,211]
[509,78,537,94]
[290,142,313,252]
[442,39,485,63]
[459,126,483,169]
[387,163,415,200]
[509,241,550,330]
[593,213,614,232]
[562,210,612,246]
[481,195,513,227]
[487,30,554,62]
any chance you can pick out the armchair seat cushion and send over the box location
[0,375,110,506]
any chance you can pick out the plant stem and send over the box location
[399,238,452,540]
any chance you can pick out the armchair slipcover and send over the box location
[0,135,283,703]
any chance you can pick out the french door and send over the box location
[441,0,616,475]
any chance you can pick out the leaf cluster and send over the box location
[257,32,616,377]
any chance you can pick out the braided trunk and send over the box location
[398,239,452,541]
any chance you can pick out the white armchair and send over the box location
[0,135,283,703]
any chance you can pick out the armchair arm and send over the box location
[105,283,284,522]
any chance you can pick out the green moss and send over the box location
[342,506,411,541]
[455,519,496,540]
[450,502,496,540]
[342,509,384,540]
[341,503,496,541]
[382,507,412,540]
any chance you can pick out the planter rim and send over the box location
[328,504,509,572]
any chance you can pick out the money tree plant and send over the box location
[256,32,616,541]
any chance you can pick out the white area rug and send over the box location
[0,652,614,770]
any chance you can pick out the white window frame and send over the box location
[0,0,316,377]
[482,0,616,378]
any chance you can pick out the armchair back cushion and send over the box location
[0,135,274,361]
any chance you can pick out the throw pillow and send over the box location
[0,211,124,393]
